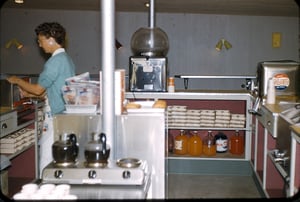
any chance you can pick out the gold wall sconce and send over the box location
[215,39,232,51]
[5,38,23,49]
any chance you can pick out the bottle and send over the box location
[202,131,216,156]
[214,132,228,153]
[188,131,202,156]
[266,77,276,104]
[229,130,244,155]
[168,77,175,93]
[174,130,188,155]
[168,134,174,153]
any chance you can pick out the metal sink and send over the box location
[276,104,300,160]
[280,104,300,124]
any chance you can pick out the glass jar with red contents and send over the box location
[229,130,244,155]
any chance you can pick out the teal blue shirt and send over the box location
[38,51,75,115]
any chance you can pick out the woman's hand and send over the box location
[6,76,20,84]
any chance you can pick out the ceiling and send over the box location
[1,0,299,17]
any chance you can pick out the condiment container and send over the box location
[168,77,175,93]
[202,131,216,156]
[188,131,202,156]
[229,130,244,155]
[214,132,228,153]
[174,130,188,155]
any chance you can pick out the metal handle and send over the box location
[1,123,7,129]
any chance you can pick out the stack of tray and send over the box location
[0,128,35,154]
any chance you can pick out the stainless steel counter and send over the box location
[291,124,300,139]
[68,174,151,199]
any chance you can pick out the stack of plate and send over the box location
[167,105,187,127]
[229,114,246,128]
[167,105,246,128]
[199,110,215,127]
[186,109,201,127]
[214,110,231,128]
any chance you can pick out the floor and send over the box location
[167,173,264,199]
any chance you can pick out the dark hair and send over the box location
[35,22,66,46]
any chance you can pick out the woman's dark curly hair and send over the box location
[35,22,66,46]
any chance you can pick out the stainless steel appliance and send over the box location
[41,112,166,199]
[249,60,300,115]
[42,160,149,185]
[129,56,167,92]
[0,109,17,138]
[0,75,31,108]
[42,130,149,186]
[256,60,300,99]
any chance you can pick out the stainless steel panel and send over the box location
[68,177,151,199]
[0,110,17,138]
[129,57,167,92]
[115,113,166,198]
[42,161,148,185]
[257,106,279,138]
[53,114,102,162]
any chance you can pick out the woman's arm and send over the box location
[7,76,46,96]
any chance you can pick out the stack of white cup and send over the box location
[13,183,77,200]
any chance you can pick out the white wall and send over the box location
[1,8,298,90]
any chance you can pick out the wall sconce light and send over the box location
[115,39,123,50]
[15,0,24,4]
[215,39,232,51]
[5,38,23,49]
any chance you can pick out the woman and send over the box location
[7,22,76,177]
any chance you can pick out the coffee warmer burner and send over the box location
[42,158,148,185]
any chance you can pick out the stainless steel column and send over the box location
[101,0,115,159]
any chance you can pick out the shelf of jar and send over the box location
[167,152,245,160]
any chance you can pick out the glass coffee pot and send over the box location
[52,133,79,166]
[84,133,110,167]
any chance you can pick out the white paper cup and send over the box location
[39,183,56,194]
[21,183,38,194]
[62,194,78,200]
[44,193,60,200]
[54,184,71,196]
[30,192,45,200]
[13,192,30,200]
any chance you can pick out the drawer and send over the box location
[258,105,279,138]
[0,110,17,137]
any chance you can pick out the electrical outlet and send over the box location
[272,32,281,48]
